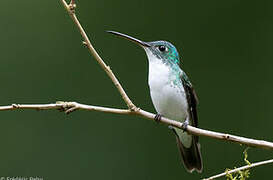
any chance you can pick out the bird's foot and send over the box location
[154,114,162,123]
[182,119,189,132]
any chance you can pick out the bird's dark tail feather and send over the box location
[171,128,203,173]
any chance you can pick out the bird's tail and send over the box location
[171,127,203,173]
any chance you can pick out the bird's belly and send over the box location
[149,82,188,122]
[148,61,188,122]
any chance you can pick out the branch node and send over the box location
[56,101,77,113]
[65,106,78,114]
[12,104,19,109]
[129,106,139,112]
[223,134,231,140]
[82,41,88,46]
[106,65,112,72]
[68,1,76,13]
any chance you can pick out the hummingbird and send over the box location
[107,31,203,173]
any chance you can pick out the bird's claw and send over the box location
[154,114,162,123]
[181,119,189,132]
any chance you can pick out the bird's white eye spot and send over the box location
[158,45,168,52]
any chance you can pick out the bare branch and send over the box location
[203,158,273,180]
[0,102,131,115]
[185,126,273,150]
[1,102,273,150]
[60,0,136,110]
[0,103,63,111]
[59,102,132,115]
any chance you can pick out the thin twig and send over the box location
[0,103,63,111]
[1,102,273,150]
[70,0,75,6]
[0,102,131,114]
[203,158,273,180]
[60,0,136,110]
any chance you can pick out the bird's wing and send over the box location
[172,71,202,172]
[181,72,199,128]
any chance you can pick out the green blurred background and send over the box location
[0,0,273,179]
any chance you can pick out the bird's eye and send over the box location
[158,45,167,52]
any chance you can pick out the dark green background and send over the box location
[0,0,272,179]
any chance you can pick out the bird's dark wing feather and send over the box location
[181,72,199,128]
[171,71,203,173]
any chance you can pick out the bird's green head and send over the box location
[145,40,180,65]
[107,31,181,67]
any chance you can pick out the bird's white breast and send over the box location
[144,48,192,147]
[148,60,189,122]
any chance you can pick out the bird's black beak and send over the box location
[107,31,151,47]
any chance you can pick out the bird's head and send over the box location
[107,31,181,66]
